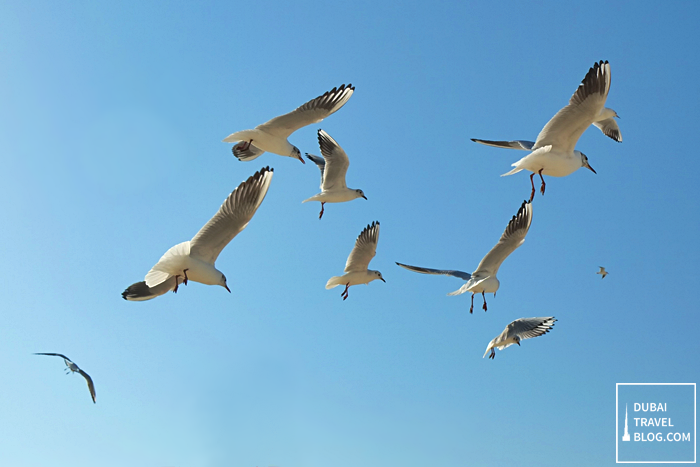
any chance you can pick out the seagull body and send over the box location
[223,84,355,164]
[472,60,621,202]
[396,200,532,313]
[303,129,366,219]
[597,266,608,279]
[483,317,556,359]
[326,221,385,300]
[122,167,273,301]
[34,353,96,403]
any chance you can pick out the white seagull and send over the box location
[597,266,608,279]
[483,317,556,359]
[223,84,355,164]
[303,129,366,219]
[472,60,621,202]
[396,200,532,313]
[35,353,96,403]
[122,167,273,301]
[326,221,385,300]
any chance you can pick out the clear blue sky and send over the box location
[0,1,698,466]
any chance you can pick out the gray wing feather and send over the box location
[78,369,97,403]
[345,221,379,272]
[121,276,183,301]
[190,167,274,264]
[473,200,533,276]
[593,118,622,142]
[508,317,557,341]
[306,153,325,189]
[257,84,355,138]
[34,353,72,362]
[395,262,472,281]
[471,139,535,151]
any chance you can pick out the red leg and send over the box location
[183,269,189,285]
[341,283,350,300]
[470,293,474,314]
[538,169,546,195]
[319,202,325,219]
[482,291,488,311]
[238,139,253,151]
[529,172,536,203]
[173,275,181,293]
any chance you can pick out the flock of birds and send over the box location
[35,61,619,403]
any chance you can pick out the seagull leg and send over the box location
[482,292,488,312]
[489,349,495,359]
[538,169,546,195]
[173,275,181,293]
[529,173,536,203]
[470,294,474,314]
[183,269,189,285]
[238,139,253,151]
[341,283,350,300]
[319,202,325,219]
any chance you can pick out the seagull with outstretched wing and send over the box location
[35,353,96,403]
[223,84,354,164]
[396,200,532,313]
[472,60,621,202]
[483,317,556,359]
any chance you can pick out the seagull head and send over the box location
[355,189,367,200]
[374,271,386,283]
[219,274,231,293]
[514,335,521,346]
[291,147,305,164]
[579,152,596,174]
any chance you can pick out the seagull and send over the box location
[597,266,608,279]
[483,317,556,359]
[34,353,96,403]
[303,129,366,219]
[326,221,385,300]
[122,167,273,301]
[396,200,532,313]
[472,60,621,202]
[222,84,355,164]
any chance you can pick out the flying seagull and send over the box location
[122,167,273,301]
[483,317,556,359]
[472,60,621,202]
[597,266,608,279]
[326,221,385,300]
[303,129,366,219]
[34,353,96,403]
[222,84,355,164]
[396,200,532,313]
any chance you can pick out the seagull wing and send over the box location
[78,368,96,403]
[471,139,535,151]
[507,317,557,342]
[473,200,533,277]
[34,353,73,363]
[255,84,355,139]
[593,118,622,143]
[534,60,612,153]
[189,167,274,264]
[232,142,266,162]
[317,129,349,191]
[345,221,380,272]
[306,153,326,189]
[122,276,184,301]
[395,262,472,281]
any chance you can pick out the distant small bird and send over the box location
[396,200,532,313]
[303,129,367,219]
[122,167,273,301]
[326,221,385,300]
[483,317,556,359]
[472,60,621,202]
[34,353,96,403]
[597,266,608,279]
[223,84,355,164]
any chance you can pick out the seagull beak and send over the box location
[362,194,368,200]
[585,162,597,174]
[517,341,521,346]
[225,284,231,293]
[297,154,306,164]
[380,277,386,283]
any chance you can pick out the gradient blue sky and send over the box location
[1,1,698,466]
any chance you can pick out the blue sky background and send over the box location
[1,1,698,466]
